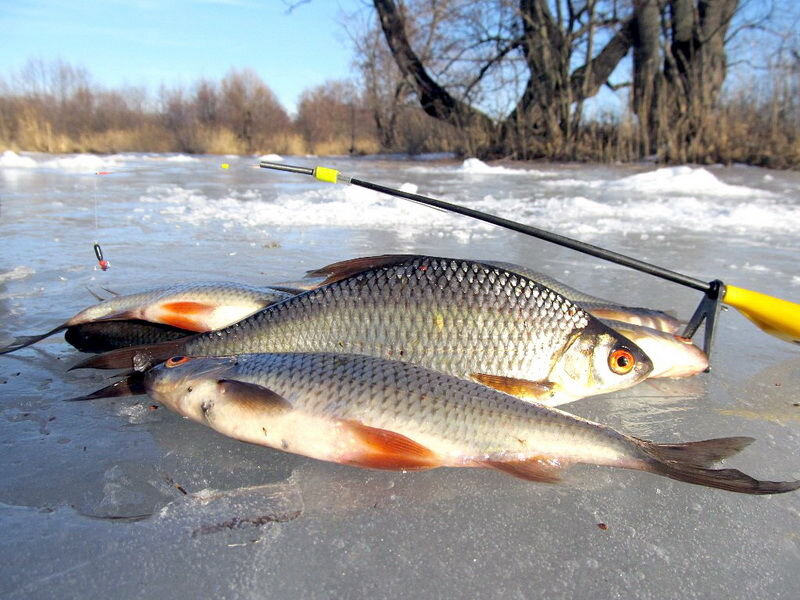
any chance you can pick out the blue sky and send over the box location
[0,0,365,114]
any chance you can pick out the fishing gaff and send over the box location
[258,161,800,355]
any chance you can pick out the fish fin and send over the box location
[639,438,800,495]
[216,379,293,410]
[156,301,216,332]
[65,372,146,401]
[69,339,187,370]
[482,457,565,483]
[93,302,216,332]
[85,286,106,302]
[644,437,754,468]
[341,420,441,471]
[0,325,68,355]
[470,373,555,401]
[306,255,420,287]
[268,280,318,294]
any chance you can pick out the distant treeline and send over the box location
[0,60,455,157]
[1,45,799,169]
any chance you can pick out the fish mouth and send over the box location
[144,354,239,396]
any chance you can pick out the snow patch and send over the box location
[43,154,121,172]
[137,183,491,241]
[164,154,199,163]
[457,158,532,175]
[610,166,758,197]
[0,151,37,168]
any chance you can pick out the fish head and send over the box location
[144,355,239,420]
[602,321,708,378]
[548,320,653,400]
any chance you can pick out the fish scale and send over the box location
[185,257,589,384]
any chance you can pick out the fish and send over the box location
[74,255,653,406]
[133,352,798,495]
[483,260,682,333]
[0,282,293,355]
[599,320,708,378]
[298,256,682,333]
[64,320,195,353]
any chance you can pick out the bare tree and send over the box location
[370,0,635,158]
[632,0,740,161]
[219,69,291,152]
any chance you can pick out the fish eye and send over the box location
[166,356,191,368]
[608,348,635,375]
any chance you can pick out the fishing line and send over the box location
[92,170,111,271]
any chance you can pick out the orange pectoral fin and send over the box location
[470,373,555,401]
[158,301,216,332]
[342,420,441,471]
[482,457,565,483]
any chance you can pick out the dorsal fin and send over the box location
[305,255,423,287]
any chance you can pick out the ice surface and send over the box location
[258,153,283,162]
[1,154,799,599]
[0,266,35,283]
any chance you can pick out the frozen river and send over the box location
[1,151,799,598]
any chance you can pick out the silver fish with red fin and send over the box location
[138,352,799,495]
[0,282,292,355]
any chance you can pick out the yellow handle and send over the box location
[723,285,800,344]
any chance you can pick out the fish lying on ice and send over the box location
[64,320,196,353]
[278,256,683,334]
[73,255,654,405]
[0,282,293,355]
[123,352,798,495]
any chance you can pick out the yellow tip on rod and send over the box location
[723,285,800,344]
[258,161,350,184]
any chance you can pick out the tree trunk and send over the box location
[634,0,739,162]
[372,0,634,158]
[632,0,660,156]
[372,0,496,155]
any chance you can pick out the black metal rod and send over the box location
[260,161,314,176]
[349,176,712,293]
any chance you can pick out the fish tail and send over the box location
[69,339,185,370]
[639,437,800,495]
[0,325,67,355]
[65,372,147,401]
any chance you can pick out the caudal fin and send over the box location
[640,437,800,495]
[69,339,185,371]
[0,325,67,355]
